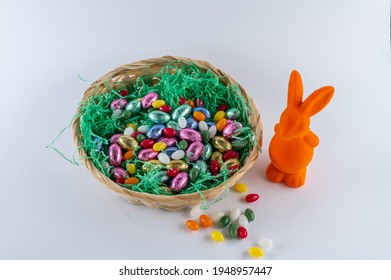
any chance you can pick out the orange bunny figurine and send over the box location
[266,70,334,187]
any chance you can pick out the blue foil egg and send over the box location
[193,107,211,119]
[165,146,179,158]
[146,124,165,140]
[186,117,198,130]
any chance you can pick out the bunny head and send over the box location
[277,70,334,140]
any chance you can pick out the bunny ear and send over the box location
[299,86,334,116]
[287,70,304,108]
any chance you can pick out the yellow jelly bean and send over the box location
[214,111,226,122]
[126,163,136,174]
[234,182,248,193]
[126,123,138,131]
[152,100,165,108]
[211,231,224,242]
[153,142,167,152]
[248,247,264,258]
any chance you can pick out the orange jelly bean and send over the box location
[193,111,206,121]
[186,220,199,231]
[124,177,139,185]
[199,214,213,228]
[123,150,134,160]
[216,118,228,131]
[187,100,195,107]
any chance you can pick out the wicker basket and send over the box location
[72,56,262,211]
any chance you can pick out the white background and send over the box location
[0,0,390,260]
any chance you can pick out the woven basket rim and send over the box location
[72,55,262,210]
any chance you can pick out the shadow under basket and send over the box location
[72,55,263,211]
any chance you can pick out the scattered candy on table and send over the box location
[248,247,264,258]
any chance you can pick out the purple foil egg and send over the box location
[110,98,128,110]
[110,167,128,181]
[109,133,122,144]
[157,137,177,147]
[170,172,189,192]
[141,92,159,109]
[108,143,122,166]
[179,128,202,142]
[186,141,204,162]
[138,148,159,161]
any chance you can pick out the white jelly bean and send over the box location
[111,109,122,119]
[124,127,135,136]
[101,161,111,170]
[258,238,273,251]
[171,150,185,160]
[229,208,241,221]
[138,125,150,134]
[158,152,170,165]
[238,214,249,227]
[208,125,217,138]
[211,211,224,222]
[190,204,202,218]
[178,116,187,129]
[198,121,208,131]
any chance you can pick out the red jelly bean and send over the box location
[179,97,187,104]
[218,104,228,111]
[195,98,204,107]
[245,193,259,203]
[167,168,180,178]
[237,226,248,239]
[140,139,155,149]
[132,131,142,139]
[116,177,125,184]
[223,151,239,161]
[159,105,172,113]
[163,127,176,137]
[210,160,220,175]
[119,89,128,97]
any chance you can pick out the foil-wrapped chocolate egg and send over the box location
[231,139,248,150]
[179,128,202,142]
[125,99,141,113]
[141,92,158,109]
[222,123,239,139]
[109,134,122,144]
[211,136,232,153]
[167,160,189,171]
[211,151,223,166]
[170,172,189,192]
[171,104,192,120]
[148,110,171,123]
[142,160,163,172]
[223,158,240,170]
[138,148,159,160]
[118,135,138,150]
[186,141,204,162]
[193,159,208,173]
[108,143,122,166]
[186,117,198,130]
[110,98,128,110]
[201,143,213,161]
[157,137,177,147]
[110,167,128,181]
[146,124,165,140]
[226,108,241,120]
[166,120,181,132]
[192,107,211,119]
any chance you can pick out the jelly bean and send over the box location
[210,160,220,175]
[157,137,177,147]
[125,99,141,114]
[158,152,170,164]
[258,238,273,251]
[172,104,192,120]
[211,231,224,242]
[201,130,210,145]
[229,208,241,221]
[198,121,208,131]
[153,142,167,152]
[119,89,128,97]
[238,214,249,227]
[201,143,212,161]
[132,131,141,139]
[192,107,211,119]
[216,118,228,131]
[110,98,128,110]
[126,163,136,174]
[167,160,189,171]
[163,127,176,137]
[186,117,198,130]
[124,126,135,136]
[211,211,224,222]
[167,168,179,178]
[179,97,187,104]
[140,139,155,149]
[224,158,240,170]
[152,171,169,183]
[187,100,195,107]
[226,108,240,120]
[211,151,223,165]
[211,136,232,153]
[178,117,187,129]
[142,160,163,172]
[125,177,139,185]
[199,214,212,228]
[170,172,189,191]
[228,223,238,238]
[166,120,181,131]
[138,125,150,134]
[189,168,200,182]
[234,182,247,193]
[120,110,132,120]
[193,159,208,173]
[214,111,226,122]
[141,92,158,109]
[108,144,122,166]
[231,139,248,150]
[111,167,127,181]
[138,148,159,160]
[171,150,185,160]
[146,124,165,140]
[217,104,228,111]
[152,99,165,108]
[123,150,134,161]
[136,134,146,142]
[116,177,125,184]
[148,110,171,123]
[238,226,248,239]
[186,141,204,162]
[245,193,259,203]
[193,111,206,121]
[186,220,199,231]
[208,125,217,138]
[194,98,204,107]
[178,140,188,150]
[190,204,202,218]
[248,247,264,258]
[126,122,138,131]
[244,208,255,222]
[109,134,122,144]
[223,151,239,161]
[165,146,179,158]
[111,109,122,119]
[179,128,202,142]
[159,105,172,113]
[219,215,230,228]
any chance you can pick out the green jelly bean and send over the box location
[219,215,230,228]
[189,168,200,183]
[136,134,146,142]
[228,223,238,238]
[201,129,210,144]
[178,140,189,150]
[244,208,255,222]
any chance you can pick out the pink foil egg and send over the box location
[110,98,128,110]
[141,92,159,109]
[108,143,122,166]
[157,137,177,147]
[138,148,159,160]
[222,121,243,139]
[179,128,202,142]
[109,133,122,144]
[186,141,204,162]
[110,167,128,181]
[170,172,189,191]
